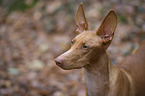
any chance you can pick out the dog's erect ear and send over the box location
[75,3,88,34]
[97,10,117,45]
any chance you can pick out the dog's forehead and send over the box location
[75,31,95,40]
[73,31,102,46]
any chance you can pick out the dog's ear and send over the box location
[75,3,88,34]
[97,10,117,45]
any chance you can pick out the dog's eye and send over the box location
[82,45,88,49]
[71,40,74,44]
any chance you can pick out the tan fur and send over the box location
[55,3,145,96]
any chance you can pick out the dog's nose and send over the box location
[55,58,64,66]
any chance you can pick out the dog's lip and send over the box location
[57,64,82,70]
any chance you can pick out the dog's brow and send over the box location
[75,34,86,42]
[79,34,86,39]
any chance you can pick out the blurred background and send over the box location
[0,0,145,96]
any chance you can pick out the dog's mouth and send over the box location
[56,62,82,70]
[61,66,82,70]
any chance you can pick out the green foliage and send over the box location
[0,0,2,5]
[0,0,39,14]
[118,14,128,24]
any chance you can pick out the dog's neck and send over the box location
[84,52,114,96]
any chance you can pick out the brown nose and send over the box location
[55,58,64,66]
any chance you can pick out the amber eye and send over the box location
[82,45,88,49]
[71,40,74,44]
